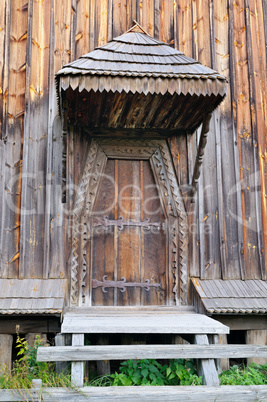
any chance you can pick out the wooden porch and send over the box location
[61,306,229,334]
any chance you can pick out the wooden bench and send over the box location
[37,337,267,388]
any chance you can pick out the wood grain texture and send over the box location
[1,385,267,401]
[71,333,84,387]
[37,344,267,362]
[0,0,25,278]
[194,334,220,386]
[61,312,229,333]
[0,0,265,305]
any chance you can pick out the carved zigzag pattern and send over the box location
[159,142,188,305]
[70,140,98,305]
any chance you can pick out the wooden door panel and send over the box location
[92,160,115,305]
[90,158,167,306]
[117,160,142,306]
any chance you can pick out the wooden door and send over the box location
[90,159,167,306]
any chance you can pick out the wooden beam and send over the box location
[212,315,267,331]
[37,343,267,362]
[0,318,60,334]
[1,385,267,401]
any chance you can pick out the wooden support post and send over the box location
[26,333,47,347]
[97,335,110,376]
[55,333,71,375]
[209,334,229,374]
[31,379,42,402]
[194,334,220,386]
[0,334,13,372]
[246,329,267,365]
[71,334,84,387]
[172,335,189,345]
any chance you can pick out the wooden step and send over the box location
[61,310,229,334]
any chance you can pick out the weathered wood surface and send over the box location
[0,317,60,334]
[91,158,167,307]
[61,312,229,334]
[37,344,267,362]
[1,385,267,402]
[0,0,266,289]
[194,334,219,386]
[71,333,84,388]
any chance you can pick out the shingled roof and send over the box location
[56,22,227,98]
[192,278,267,314]
[0,279,67,315]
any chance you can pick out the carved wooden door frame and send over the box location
[70,138,188,307]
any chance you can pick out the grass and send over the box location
[219,363,267,385]
[0,333,72,390]
[0,333,266,389]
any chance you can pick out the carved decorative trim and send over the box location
[159,141,188,305]
[151,149,177,218]
[97,138,160,159]
[70,138,188,306]
[70,140,107,305]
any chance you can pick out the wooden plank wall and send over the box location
[0,0,266,283]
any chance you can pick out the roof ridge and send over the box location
[126,20,150,36]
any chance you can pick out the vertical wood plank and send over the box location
[75,0,90,57]
[244,0,267,278]
[232,0,261,278]
[95,0,109,47]
[71,333,84,387]
[43,0,59,278]
[179,0,192,56]
[49,0,73,280]
[194,334,220,386]
[158,0,174,44]
[1,0,27,278]
[20,0,51,278]
[154,0,159,39]
[89,0,95,51]
[214,0,244,279]
[117,160,141,306]
[140,0,154,36]
[55,333,67,374]
[92,160,115,306]
[193,2,220,280]
[0,0,10,277]
[113,0,127,38]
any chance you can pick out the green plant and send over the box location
[165,359,202,385]
[219,363,267,385]
[0,333,72,389]
[111,359,167,386]
[110,359,202,386]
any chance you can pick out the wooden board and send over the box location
[61,312,229,334]
[194,334,219,386]
[1,385,267,401]
[37,343,267,362]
